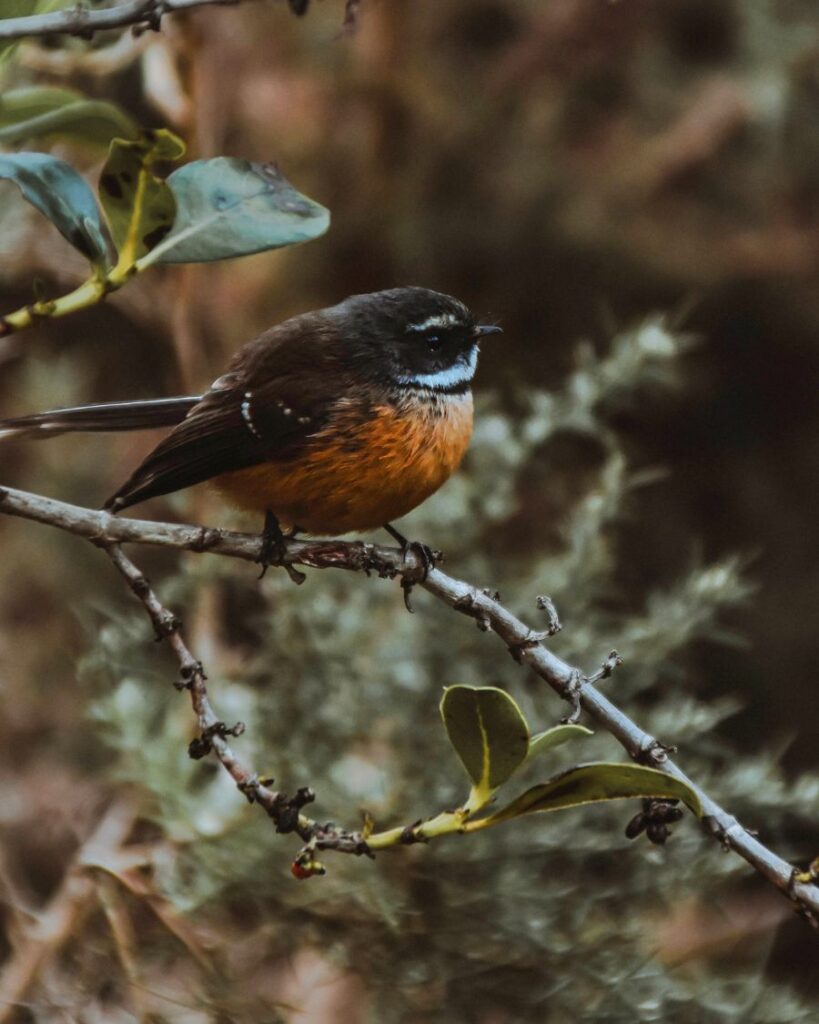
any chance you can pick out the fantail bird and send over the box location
[0,288,501,544]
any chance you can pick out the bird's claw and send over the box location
[383,524,441,612]
[258,511,305,584]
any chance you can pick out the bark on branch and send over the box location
[0,0,259,43]
[0,483,816,918]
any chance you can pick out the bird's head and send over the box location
[330,287,501,394]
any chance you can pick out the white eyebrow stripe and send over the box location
[399,345,478,390]
[406,312,461,332]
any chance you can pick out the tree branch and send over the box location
[0,483,816,918]
[103,541,372,870]
[0,0,261,43]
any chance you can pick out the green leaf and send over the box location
[471,762,703,830]
[0,86,77,124]
[0,152,111,269]
[99,130,185,268]
[0,87,139,147]
[526,723,593,763]
[142,158,330,266]
[440,686,530,812]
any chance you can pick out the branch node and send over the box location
[154,609,181,641]
[508,628,550,663]
[587,650,623,685]
[636,735,676,767]
[131,0,164,35]
[559,669,584,724]
[701,814,737,851]
[292,786,316,810]
[269,788,315,833]
[400,820,427,845]
[535,594,562,635]
[191,526,223,552]
[237,775,261,803]
[188,720,243,759]
[453,592,491,632]
[131,573,151,599]
[175,659,205,690]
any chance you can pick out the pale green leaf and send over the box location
[0,152,111,268]
[472,762,703,830]
[526,723,593,763]
[440,686,530,811]
[143,158,330,265]
[0,87,138,147]
[99,129,185,266]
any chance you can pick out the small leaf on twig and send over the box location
[440,685,530,813]
[0,151,111,268]
[99,129,185,267]
[0,87,138,147]
[469,763,703,830]
[142,158,330,265]
[526,723,593,764]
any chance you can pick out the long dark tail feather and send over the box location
[0,396,201,441]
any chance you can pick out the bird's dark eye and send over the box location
[426,333,442,351]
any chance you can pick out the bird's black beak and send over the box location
[475,324,502,338]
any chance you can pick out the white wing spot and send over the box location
[241,391,263,439]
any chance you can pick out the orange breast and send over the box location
[212,392,473,534]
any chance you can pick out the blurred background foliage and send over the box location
[0,0,818,1021]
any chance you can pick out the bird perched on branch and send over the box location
[0,287,500,562]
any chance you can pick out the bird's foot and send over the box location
[258,511,305,584]
[383,523,442,612]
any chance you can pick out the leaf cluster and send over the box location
[0,90,329,331]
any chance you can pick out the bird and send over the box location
[0,287,501,562]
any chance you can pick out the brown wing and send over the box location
[105,317,344,512]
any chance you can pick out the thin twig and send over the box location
[0,0,257,43]
[103,541,371,870]
[0,483,817,918]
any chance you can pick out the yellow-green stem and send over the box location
[366,808,470,851]
[1,274,113,333]
[0,261,142,335]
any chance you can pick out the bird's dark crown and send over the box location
[328,287,494,395]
